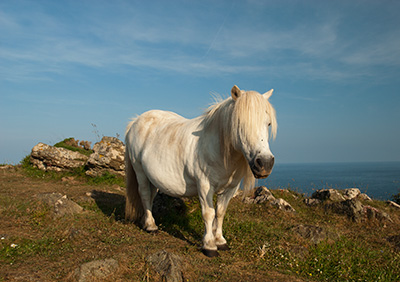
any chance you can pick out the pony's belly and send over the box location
[145,169,198,198]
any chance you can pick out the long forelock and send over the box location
[231,91,277,147]
[202,91,277,150]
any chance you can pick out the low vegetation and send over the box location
[54,137,93,156]
[0,160,399,281]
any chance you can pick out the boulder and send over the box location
[292,224,338,245]
[244,187,295,212]
[342,188,361,200]
[74,258,119,282]
[326,199,364,222]
[86,137,125,177]
[311,189,345,202]
[387,200,400,209]
[271,198,295,212]
[37,192,83,217]
[364,205,392,222]
[31,143,88,172]
[147,250,184,282]
[244,186,276,204]
[358,193,373,201]
[304,198,321,206]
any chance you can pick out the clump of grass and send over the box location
[54,138,93,156]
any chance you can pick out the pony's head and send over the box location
[229,85,277,179]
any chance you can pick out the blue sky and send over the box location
[1,0,400,164]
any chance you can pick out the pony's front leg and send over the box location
[214,185,239,251]
[198,183,219,257]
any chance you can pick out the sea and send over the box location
[258,162,400,201]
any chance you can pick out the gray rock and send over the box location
[74,258,118,282]
[364,205,392,222]
[304,198,321,206]
[86,137,125,177]
[31,143,88,172]
[244,186,276,204]
[37,192,83,217]
[326,199,364,221]
[342,188,361,200]
[358,193,373,201]
[271,198,295,212]
[311,189,345,202]
[292,224,337,244]
[147,250,184,282]
[387,200,400,209]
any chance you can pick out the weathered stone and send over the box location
[0,165,14,170]
[304,198,321,206]
[147,250,184,282]
[292,224,337,244]
[364,205,392,222]
[311,189,345,202]
[74,258,118,282]
[387,200,400,209]
[358,193,373,201]
[31,143,88,172]
[342,188,361,200]
[244,186,276,204]
[86,137,125,177]
[37,192,83,217]
[271,198,295,212]
[326,199,364,221]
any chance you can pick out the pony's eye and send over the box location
[268,122,271,127]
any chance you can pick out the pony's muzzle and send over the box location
[250,155,275,179]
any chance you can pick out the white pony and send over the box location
[125,85,277,257]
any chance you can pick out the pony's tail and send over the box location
[125,150,144,223]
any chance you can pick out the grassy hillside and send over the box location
[1,164,399,281]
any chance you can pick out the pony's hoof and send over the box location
[217,244,230,251]
[145,229,158,235]
[202,249,219,257]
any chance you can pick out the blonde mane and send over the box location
[202,90,277,194]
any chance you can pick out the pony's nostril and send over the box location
[255,158,263,169]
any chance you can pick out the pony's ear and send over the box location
[263,89,274,100]
[231,85,242,101]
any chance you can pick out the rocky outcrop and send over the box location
[308,188,392,222]
[311,189,345,202]
[30,137,125,177]
[31,143,88,172]
[85,137,125,177]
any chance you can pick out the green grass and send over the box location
[20,155,124,187]
[54,138,93,156]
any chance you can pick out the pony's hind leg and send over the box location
[135,168,158,232]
